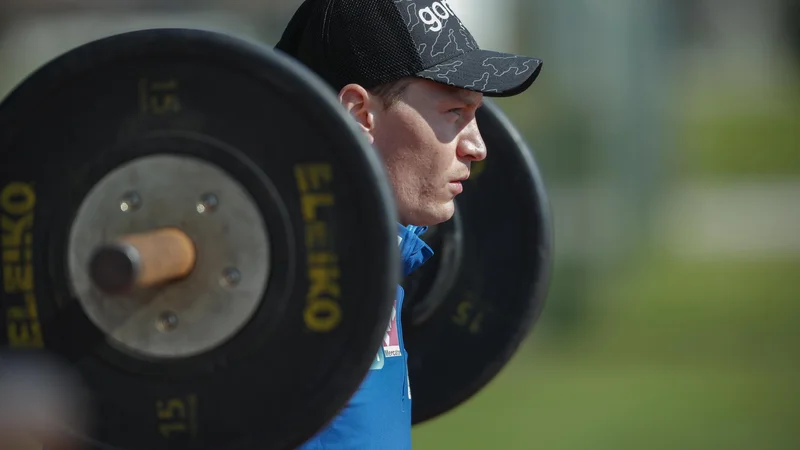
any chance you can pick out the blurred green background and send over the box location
[0,0,797,448]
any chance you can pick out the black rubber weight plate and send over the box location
[0,28,399,450]
[402,99,554,425]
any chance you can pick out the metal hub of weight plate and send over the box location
[402,99,554,425]
[0,28,400,450]
[68,154,271,359]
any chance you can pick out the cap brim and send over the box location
[416,49,542,98]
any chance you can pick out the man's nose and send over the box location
[457,121,487,161]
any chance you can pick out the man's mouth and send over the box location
[448,180,464,195]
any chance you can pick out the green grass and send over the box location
[676,108,800,178]
[672,75,800,179]
[413,359,798,450]
[412,256,800,449]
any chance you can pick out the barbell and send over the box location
[0,28,553,450]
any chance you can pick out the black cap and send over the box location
[275,0,542,97]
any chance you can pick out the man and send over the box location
[275,0,542,448]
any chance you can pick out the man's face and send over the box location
[369,79,486,226]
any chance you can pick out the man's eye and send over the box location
[448,108,463,116]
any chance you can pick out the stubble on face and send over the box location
[371,79,482,226]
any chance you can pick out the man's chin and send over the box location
[413,204,455,227]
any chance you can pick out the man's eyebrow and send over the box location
[455,90,483,107]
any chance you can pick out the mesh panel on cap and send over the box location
[323,0,423,91]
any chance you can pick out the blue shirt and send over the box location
[298,224,433,450]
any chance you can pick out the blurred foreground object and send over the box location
[0,352,90,450]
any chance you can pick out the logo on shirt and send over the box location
[370,347,385,370]
[383,301,401,358]
[371,233,403,370]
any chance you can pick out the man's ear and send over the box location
[339,84,376,144]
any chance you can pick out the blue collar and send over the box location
[397,223,434,276]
